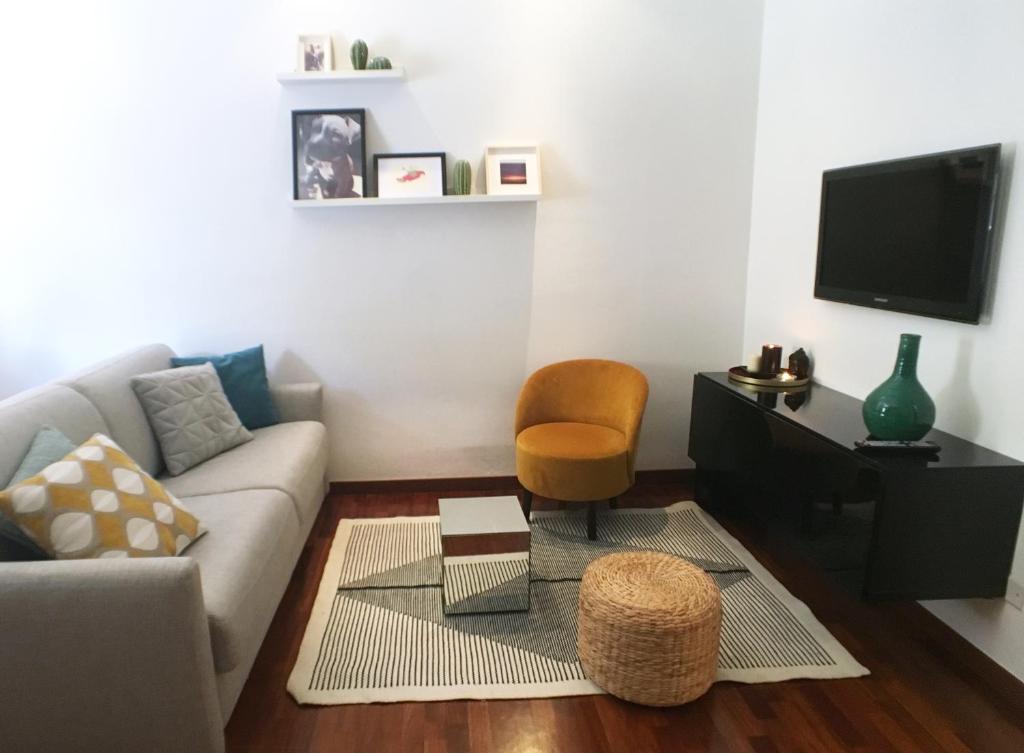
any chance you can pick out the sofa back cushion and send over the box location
[0,385,110,560]
[59,344,176,477]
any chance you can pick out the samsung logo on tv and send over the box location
[874,297,889,303]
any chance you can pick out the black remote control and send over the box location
[854,439,941,454]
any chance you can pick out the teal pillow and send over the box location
[0,426,74,560]
[171,345,279,430]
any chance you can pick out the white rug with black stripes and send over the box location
[288,501,868,704]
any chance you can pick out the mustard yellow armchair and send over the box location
[515,359,649,539]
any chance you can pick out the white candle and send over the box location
[746,354,762,373]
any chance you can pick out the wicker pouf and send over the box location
[576,551,722,706]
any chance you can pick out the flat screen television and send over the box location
[814,144,1001,323]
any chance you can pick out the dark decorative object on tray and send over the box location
[292,109,366,200]
[862,333,936,440]
[788,348,810,379]
[784,390,809,411]
[761,344,783,375]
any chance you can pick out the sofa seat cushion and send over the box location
[182,489,300,673]
[160,421,327,526]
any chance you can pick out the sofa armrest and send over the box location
[270,382,323,423]
[0,558,224,753]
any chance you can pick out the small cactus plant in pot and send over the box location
[452,160,472,195]
[367,56,392,70]
[350,40,368,70]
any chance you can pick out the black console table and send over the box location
[688,372,1024,600]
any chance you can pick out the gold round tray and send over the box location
[728,366,810,389]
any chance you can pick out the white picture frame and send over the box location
[296,35,333,72]
[485,144,541,196]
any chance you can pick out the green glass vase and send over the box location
[862,334,936,440]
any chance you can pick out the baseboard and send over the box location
[633,468,695,485]
[328,468,694,495]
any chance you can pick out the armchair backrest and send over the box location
[515,359,649,473]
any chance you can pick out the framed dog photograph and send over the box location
[374,152,447,198]
[484,144,542,196]
[297,35,332,72]
[292,109,366,200]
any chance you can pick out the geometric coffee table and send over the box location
[438,495,531,616]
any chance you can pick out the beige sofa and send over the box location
[0,345,328,753]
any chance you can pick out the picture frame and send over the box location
[296,34,333,72]
[374,152,447,198]
[485,144,541,196]
[292,109,366,200]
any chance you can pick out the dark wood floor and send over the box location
[225,477,1024,753]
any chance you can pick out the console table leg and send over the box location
[695,467,723,510]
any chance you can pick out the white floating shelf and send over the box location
[277,68,406,84]
[291,194,540,208]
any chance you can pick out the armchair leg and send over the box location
[587,504,597,540]
[520,489,533,519]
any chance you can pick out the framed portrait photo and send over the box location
[296,35,333,72]
[292,109,366,200]
[374,152,447,198]
[485,144,541,196]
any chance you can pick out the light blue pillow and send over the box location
[0,426,75,560]
[171,345,280,430]
[8,426,76,486]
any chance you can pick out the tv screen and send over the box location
[814,144,1001,323]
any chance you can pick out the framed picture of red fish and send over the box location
[292,109,366,200]
[484,144,541,196]
[374,152,447,198]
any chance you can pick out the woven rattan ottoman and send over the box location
[576,551,722,706]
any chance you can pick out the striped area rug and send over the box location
[288,501,868,704]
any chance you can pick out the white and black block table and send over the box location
[439,496,531,615]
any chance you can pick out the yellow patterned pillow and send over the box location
[0,434,205,559]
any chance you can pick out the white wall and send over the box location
[745,0,1024,679]
[0,1,765,480]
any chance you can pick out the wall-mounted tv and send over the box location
[814,144,1001,324]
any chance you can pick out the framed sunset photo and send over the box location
[484,144,541,196]
[374,152,447,198]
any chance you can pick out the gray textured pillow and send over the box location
[131,363,253,476]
